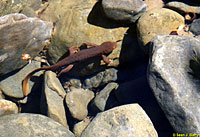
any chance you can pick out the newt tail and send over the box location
[22,41,118,97]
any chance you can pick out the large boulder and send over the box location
[0,113,74,137]
[148,35,200,133]
[81,104,158,137]
[0,13,53,76]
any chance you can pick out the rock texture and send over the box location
[189,18,200,35]
[83,68,118,89]
[165,1,200,14]
[0,99,18,116]
[144,0,164,10]
[92,82,118,111]
[38,0,126,66]
[73,118,91,137]
[65,88,94,120]
[81,104,158,137]
[0,0,42,17]
[102,0,146,24]
[0,60,42,98]
[137,8,184,52]
[41,71,68,128]
[0,13,53,75]
[0,113,74,137]
[148,35,200,133]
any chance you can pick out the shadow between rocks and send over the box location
[115,27,175,137]
[87,1,129,28]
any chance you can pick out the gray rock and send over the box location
[73,117,91,137]
[0,13,53,75]
[0,0,42,17]
[102,0,146,24]
[81,104,158,137]
[41,71,68,128]
[0,113,74,137]
[190,18,200,35]
[65,88,94,120]
[0,99,18,116]
[83,68,118,89]
[0,60,42,98]
[165,1,200,14]
[92,82,118,111]
[148,35,200,133]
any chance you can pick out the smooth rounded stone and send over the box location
[0,113,74,137]
[0,0,42,17]
[0,13,53,76]
[41,71,68,128]
[83,68,118,89]
[39,0,126,68]
[102,0,146,24]
[137,8,184,53]
[73,117,91,137]
[65,88,94,120]
[148,35,200,133]
[165,1,200,14]
[189,18,200,35]
[144,0,164,10]
[0,60,42,98]
[0,99,18,116]
[92,82,118,112]
[81,104,158,137]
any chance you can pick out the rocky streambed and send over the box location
[1,0,200,137]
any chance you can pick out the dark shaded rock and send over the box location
[148,35,200,133]
[83,68,118,89]
[0,60,42,98]
[65,88,94,120]
[92,82,118,112]
[41,71,68,128]
[0,13,53,75]
[102,0,146,24]
[189,18,200,35]
[0,113,74,137]
[81,104,158,137]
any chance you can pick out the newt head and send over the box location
[101,41,118,54]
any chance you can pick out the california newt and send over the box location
[22,41,118,96]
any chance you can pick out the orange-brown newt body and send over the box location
[22,41,118,96]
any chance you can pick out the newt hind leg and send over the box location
[57,64,74,77]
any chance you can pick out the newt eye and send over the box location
[21,53,31,61]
